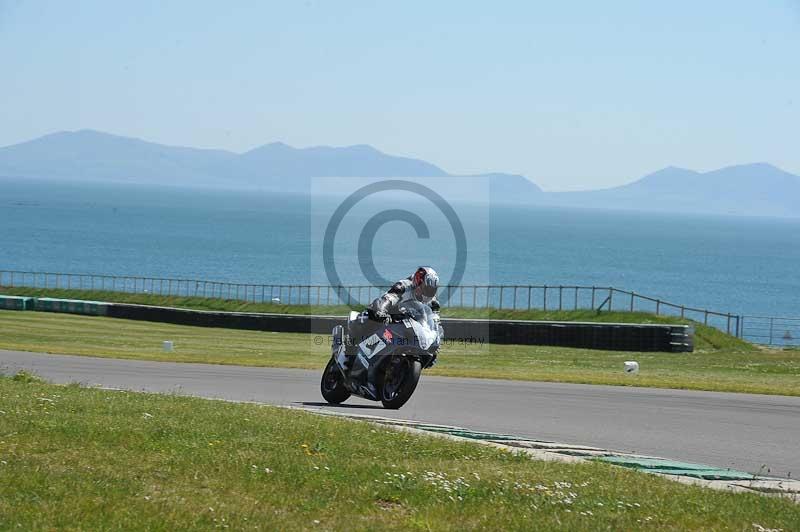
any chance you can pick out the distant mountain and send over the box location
[0,130,447,190]
[232,141,447,181]
[0,130,236,184]
[0,129,541,200]
[546,163,800,217]
[481,172,544,204]
[1,130,798,216]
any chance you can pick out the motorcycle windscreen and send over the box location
[409,314,438,350]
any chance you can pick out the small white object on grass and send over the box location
[271,297,281,303]
[624,361,639,374]
[163,341,174,352]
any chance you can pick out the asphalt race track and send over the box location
[2,349,798,479]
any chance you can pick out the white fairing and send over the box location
[399,301,440,350]
[410,319,438,350]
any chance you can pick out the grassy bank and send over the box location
[0,286,747,352]
[1,310,796,396]
[0,374,797,530]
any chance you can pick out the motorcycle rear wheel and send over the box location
[320,358,351,404]
[380,357,422,409]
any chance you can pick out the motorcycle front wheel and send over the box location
[380,356,422,409]
[320,358,351,404]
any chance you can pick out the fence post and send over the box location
[608,288,613,311]
[704,310,709,325]
[499,286,505,309]
[543,286,547,311]
[630,292,635,312]
[527,286,532,310]
[726,313,731,334]
[680,306,685,318]
[591,286,595,309]
[656,300,661,315]
[513,286,517,310]
[574,287,578,310]
[558,286,563,311]
[472,286,477,309]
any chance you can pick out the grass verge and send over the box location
[0,374,797,530]
[1,310,796,396]
[0,287,749,352]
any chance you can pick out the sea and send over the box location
[1,177,799,318]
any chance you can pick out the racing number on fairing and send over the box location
[359,334,387,359]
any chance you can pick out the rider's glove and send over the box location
[369,308,391,323]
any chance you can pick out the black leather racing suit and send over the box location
[346,276,440,354]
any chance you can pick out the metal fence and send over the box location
[739,316,800,347]
[0,269,796,346]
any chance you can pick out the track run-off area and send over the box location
[2,349,798,480]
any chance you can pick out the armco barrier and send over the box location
[104,303,340,334]
[0,296,693,352]
[0,295,34,311]
[103,302,692,352]
[34,298,109,316]
[443,318,692,352]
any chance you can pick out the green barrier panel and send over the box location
[595,456,757,481]
[33,298,109,316]
[0,295,34,311]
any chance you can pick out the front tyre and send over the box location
[320,358,350,404]
[380,357,422,409]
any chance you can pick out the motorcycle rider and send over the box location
[343,266,440,366]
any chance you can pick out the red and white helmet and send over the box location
[412,266,439,303]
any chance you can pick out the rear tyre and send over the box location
[320,358,350,404]
[380,357,422,409]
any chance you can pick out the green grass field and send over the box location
[0,374,797,530]
[0,286,747,352]
[1,310,797,396]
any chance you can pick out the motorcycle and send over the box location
[320,300,442,409]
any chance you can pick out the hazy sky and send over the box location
[1,1,799,190]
